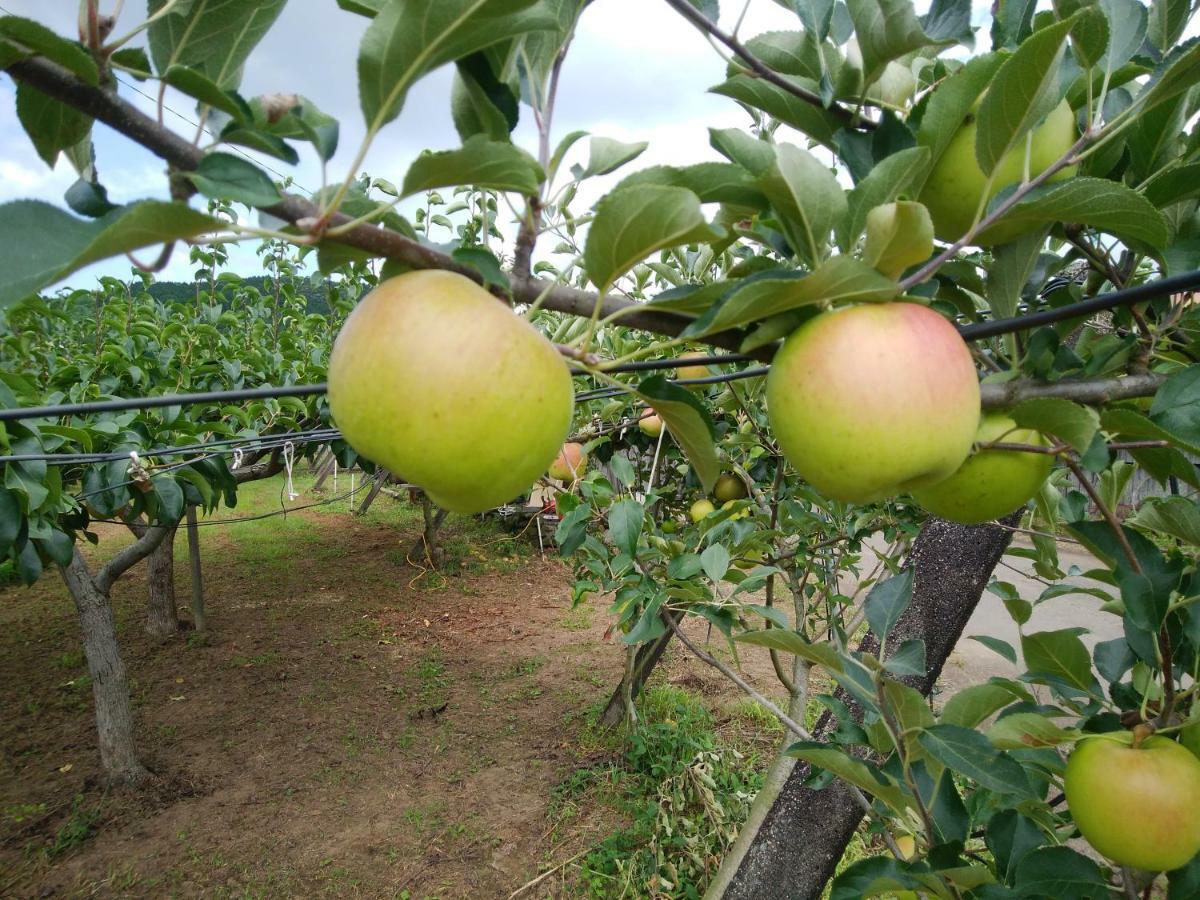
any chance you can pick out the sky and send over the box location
[0,0,989,290]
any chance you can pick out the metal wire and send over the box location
[2,269,1196,425]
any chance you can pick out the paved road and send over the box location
[938,540,1123,698]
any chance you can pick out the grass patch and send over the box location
[555,685,764,898]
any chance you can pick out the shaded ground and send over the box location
[0,474,787,899]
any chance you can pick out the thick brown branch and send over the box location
[96,520,172,593]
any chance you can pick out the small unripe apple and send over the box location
[713,474,747,503]
[689,499,715,522]
[548,442,588,482]
[1064,731,1200,872]
[660,519,679,534]
[894,833,917,860]
[639,413,664,438]
[328,271,573,514]
[734,549,764,570]
[676,352,712,384]
[919,98,1077,245]
[911,413,1053,524]
[766,303,980,504]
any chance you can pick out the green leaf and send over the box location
[584,185,720,290]
[1120,570,1169,632]
[1021,629,1099,694]
[1135,37,1200,118]
[1169,852,1200,900]
[15,84,93,168]
[916,52,1006,177]
[845,0,950,87]
[154,476,185,524]
[0,16,98,84]
[684,256,898,339]
[0,200,220,307]
[1013,846,1107,896]
[986,711,1080,749]
[709,127,776,175]
[838,146,931,250]
[1011,397,1098,453]
[607,498,643,557]
[615,163,768,208]
[635,375,720,492]
[451,62,515,142]
[16,539,42,585]
[710,76,841,149]
[580,136,648,177]
[917,724,1034,796]
[864,569,914,642]
[36,528,75,568]
[700,543,731,582]
[357,0,556,129]
[1129,496,1200,546]
[735,629,847,672]
[970,634,1018,663]
[0,488,20,556]
[218,125,299,165]
[1142,162,1200,208]
[987,230,1046,319]
[162,65,251,121]
[401,135,543,197]
[941,680,1029,728]
[1099,0,1147,73]
[148,0,285,89]
[1102,405,1200,456]
[974,16,1074,176]
[110,47,153,79]
[755,143,846,268]
[786,742,913,815]
[187,152,282,206]
[830,857,934,900]
[883,638,926,677]
[1148,0,1193,54]
[1150,365,1200,450]
[1070,6,1109,70]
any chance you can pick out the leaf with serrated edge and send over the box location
[584,186,720,291]
[402,135,543,197]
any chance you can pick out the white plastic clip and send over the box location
[128,450,153,492]
[231,448,244,472]
[283,441,298,500]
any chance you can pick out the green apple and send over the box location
[639,413,664,438]
[766,302,980,504]
[328,270,573,514]
[689,499,715,522]
[911,413,1053,524]
[548,442,587,482]
[919,99,1077,245]
[1065,731,1200,872]
[721,500,751,520]
[714,474,747,503]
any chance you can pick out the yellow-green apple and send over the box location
[676,352,712,384]
[766,302,980,504]
[911,413,1053,524]
[919,99,1077,245]
[1065,731,1200,871]
[327,270,573,514]
[714,474,747,503]
[721,500,751,520]
[639,413,664,438]
[689,499,715,522]
[548,442,588,482]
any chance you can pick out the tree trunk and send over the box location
[711,513,1020,900]
[144,524,180,639]
[410,494,448,567]
[186,506,206,634]
[599,608,684,727]
[59,550,150,785]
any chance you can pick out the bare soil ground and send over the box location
[0,474,787,899]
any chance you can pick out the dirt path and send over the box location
[0,483,787,899]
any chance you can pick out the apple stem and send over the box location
[1131,722,1155,749]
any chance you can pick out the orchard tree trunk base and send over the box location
[711,513,1021,900]
[145,525,181,640]
[60,550,153,786]
[599,609,683,727]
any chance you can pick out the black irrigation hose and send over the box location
[0,427,341,465]
[1,270,1197,425]
[956,268,1200,341]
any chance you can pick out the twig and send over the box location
[507,849,591,898]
